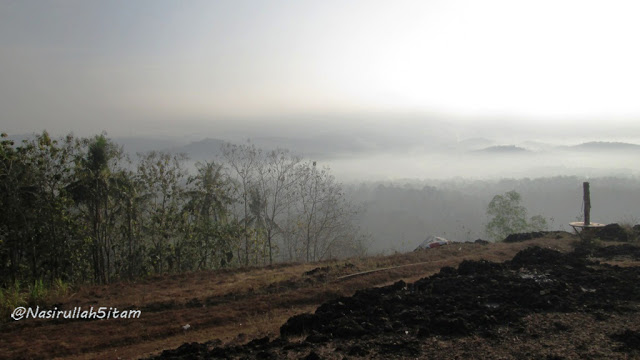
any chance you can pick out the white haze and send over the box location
[326,151,640,183]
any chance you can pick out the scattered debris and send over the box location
[415,235,450,251]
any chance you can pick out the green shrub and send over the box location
[0,281,27,320]
[28,279,48,306]
[52,278,70,298]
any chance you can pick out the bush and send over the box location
[28,279,48,306]
[485,191,549,241]
[0,281,27,320]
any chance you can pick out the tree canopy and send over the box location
[0,132,368,288]
[485,190,548,241]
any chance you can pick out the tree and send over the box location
[184,161,239,269]
[256,149,301,264]
[222,142,261,266]
[485,190,548,241]
[137,151,188,274]
[109,167,146,280]
[0,131,369,289]
[220,144,367,263]
[528,215,549,232]
[69,134,125,283]
[0,132,86,285]
[293,161,362,262]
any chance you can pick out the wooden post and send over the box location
[583,182,591,226]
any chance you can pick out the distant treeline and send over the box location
[349,176,640,252]
[0,132,367,286]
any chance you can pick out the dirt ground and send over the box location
[4,231,636,359]
[147,238,640,359]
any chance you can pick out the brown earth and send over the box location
[3,231,634,360]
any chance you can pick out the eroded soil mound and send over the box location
[591,243,640,260]
[595,223,630,242]
[503,231,567,243]
[151,245,640,359]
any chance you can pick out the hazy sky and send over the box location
[2,0,640,139]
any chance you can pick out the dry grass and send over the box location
[1,232,581,360]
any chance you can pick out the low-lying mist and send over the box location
[327,147,640,182]
[8,131,640,256]
[115,133,639,254]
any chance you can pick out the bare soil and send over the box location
[5,231,636,359]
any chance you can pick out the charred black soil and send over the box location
[151,243,640,359]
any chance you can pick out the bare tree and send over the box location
[293,161,362,262]
[256,149,302,264]
[222,142,261,266]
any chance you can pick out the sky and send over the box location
[2,0,640,141]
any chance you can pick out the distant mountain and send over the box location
[565,141,640,151]
[456,137,495,151]
[163,138,228,162]
[519,140,556,152]
[114,137,184,156]
[474,145,530,153]
[251,134,374,158]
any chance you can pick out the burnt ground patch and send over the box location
[595,223,630,242]
[503,231,567,243]
[610,329,640,353]
[591,243,640,260]
[150,244,640,359]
